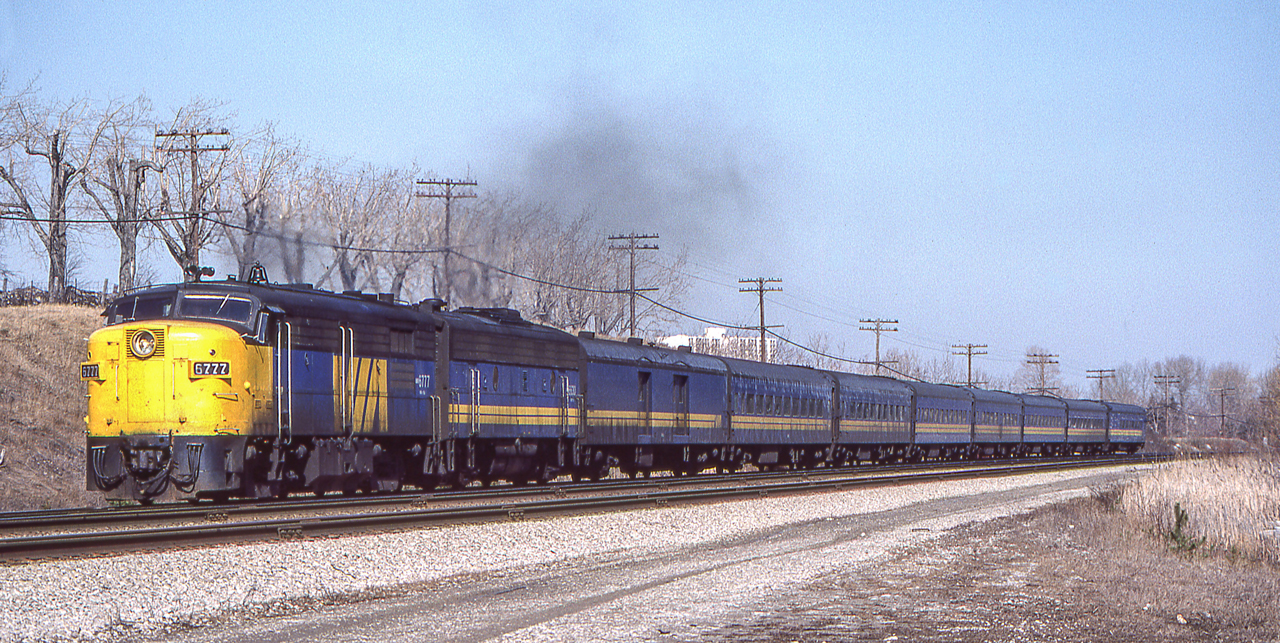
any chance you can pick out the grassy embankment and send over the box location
[0,304,104,511]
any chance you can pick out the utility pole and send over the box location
[1154,373,1181,435]
[1086,369,1116,402]
[154,128,230,280]
[739,277,782,363]
[1211,386,1236,437]
[415,178,477,305]
[608,233,660,337]
[1025,353,1060,396]
[951,343,988,387]
[860,319,899,376]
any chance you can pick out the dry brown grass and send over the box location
[0,304,105,511]
[1121,455,1280,563]
[708,495,1280,642]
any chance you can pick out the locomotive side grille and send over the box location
[125,328,166,359]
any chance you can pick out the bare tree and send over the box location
[1110,359,1157,407]
[1200,362,1255,439]
[372,172,436,301]
[1012,346,1064,395]
[269,162,315,284]
[857,347,962,384]
[150,100,232,280]
[511,210,616,328]
[311,163,395,292]
[1259,362,1280,447]
[0,96,112,301]
[221,123,299,280]
[485,197,693,335]
[1151,355,1205,436]
[79,96,156,293]
[800,332,856,372]
[439,191,522,308]
[0,76,22,155]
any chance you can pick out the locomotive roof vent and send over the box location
[456,307,527,324]
[416,298,446,312]
[577,331,596,339]
[627,337,644,346]
[343,290,396,304]
[677,345,692,353]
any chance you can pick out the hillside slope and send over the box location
[0,305,105,510]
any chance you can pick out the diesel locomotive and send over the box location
[83,272,1146,502]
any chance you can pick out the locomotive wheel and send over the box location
[341,475,363,496]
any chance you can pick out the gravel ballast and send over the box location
[0,466,1138,642]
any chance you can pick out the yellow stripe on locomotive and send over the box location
[332,355,389,433]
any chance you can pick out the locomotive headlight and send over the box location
[131,330,156,359]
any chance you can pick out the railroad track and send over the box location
[0,454,1163,562]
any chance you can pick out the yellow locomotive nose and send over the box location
[85,314,274,501]
[86,321,265,437]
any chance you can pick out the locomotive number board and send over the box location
[80,363,101,380]
[191,361,231,378]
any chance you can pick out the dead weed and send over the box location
[0,304,105,511]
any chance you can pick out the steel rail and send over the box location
[0,454,1160,534]
[0,455,1162,562]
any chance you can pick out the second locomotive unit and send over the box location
[83,271,1145,502]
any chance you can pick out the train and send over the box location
[81,271,1146,502]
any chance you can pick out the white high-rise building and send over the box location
[658,327,777,362]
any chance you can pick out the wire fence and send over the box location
[0,282,113,308]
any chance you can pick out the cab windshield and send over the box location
[179,293,256,326]
[108,295,174,324]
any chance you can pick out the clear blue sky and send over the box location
[2,1,1277,388]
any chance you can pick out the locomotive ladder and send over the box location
[275,321,293,442]
[339,326,355,435]
[469,368,481,437]
[558,376,583,467]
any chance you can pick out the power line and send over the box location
[1210,386,1237,436]
[1086,368,1115,402]
[419,250,937,380]
[152,127,231,279]
[414,178,477,304]
[1153,373,1182,435]
[0,213,452,256]
[860,319,898,376]
[608,233,660,338]
[1025,353,1060,395]
[952,343,988,388]
[762,327,926,381]
[739,277,782,363]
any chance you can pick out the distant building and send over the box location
[657,327,777,362]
